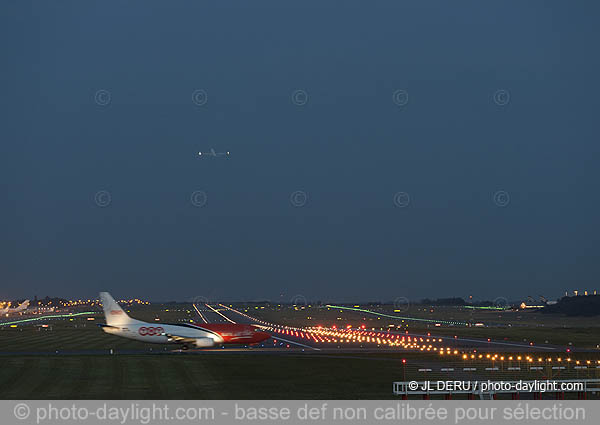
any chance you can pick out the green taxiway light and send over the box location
[464,305,508,311]
[325,305,469,326]
[0,312,97,326]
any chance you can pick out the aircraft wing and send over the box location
[162,332,217,347]
[163,333,198,343]
[98,324,119,330]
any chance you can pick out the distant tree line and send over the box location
[420,297,466,306]
[543,295,600,317]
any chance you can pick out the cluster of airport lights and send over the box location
[0,299,151,308]
[66,299,149,307]
[220,304,600,367]
[454,352,600,367]
[216,305,436,350]
[219,304,452,350]
[270,326,448,350]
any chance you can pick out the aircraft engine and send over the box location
[194,338,216,348]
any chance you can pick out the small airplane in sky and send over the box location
[98,292,270,349]
[198,148,230,157]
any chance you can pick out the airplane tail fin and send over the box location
[99,292,134,326]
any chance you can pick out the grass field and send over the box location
[1,352,600,400]
[0,322,160,353]
[0,353,413,399]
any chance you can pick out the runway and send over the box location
[192,303,235,324]
[207,304,570,353]
[0,306,562,353]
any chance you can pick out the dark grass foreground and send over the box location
[0,354,403,399]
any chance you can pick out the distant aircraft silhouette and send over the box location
[0,300,30,315]
[198,149,229,157]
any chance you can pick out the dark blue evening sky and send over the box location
[2,1,599,302]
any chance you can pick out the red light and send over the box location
[402,359,406,364]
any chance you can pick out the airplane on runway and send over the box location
[198,148,229,157]
[99,292,270,349]
[1,300,30,315]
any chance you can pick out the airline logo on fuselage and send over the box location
[139,326,164,336]
[110,310,123,315]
